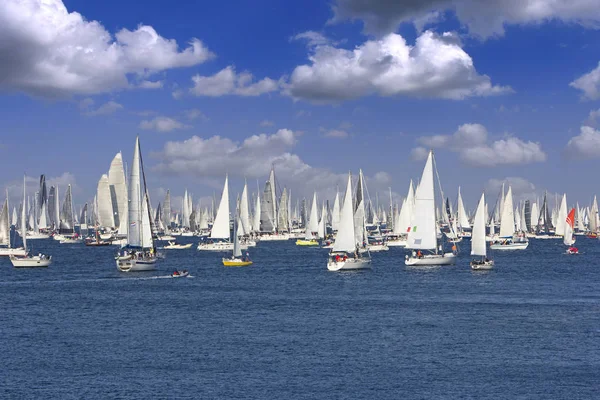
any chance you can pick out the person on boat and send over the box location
[417,250,423,259]
[335,254,340,262]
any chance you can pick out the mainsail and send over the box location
[210,175,230,240]
[260,181,275,232]
[59,185,74,234]
[97,174,115,228]
[333,173,356,253]
[407,151,437,251]
[108,152,127,231]
[0,197,9,246]
[278,188,289,232]
[471,193,487,257]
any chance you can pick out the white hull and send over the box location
[359,244,389,253]
[197,242,249,251]
[0,247,27,256]
[181,232,195,237]
[53,234,65,241]
[490,242,529,250]
[533,235,562,240]
[100,233,113,240]
[116,256,157,271]
[60,238,82,244]
[11,255,52,268]
[386,239,407,247]
[471,260,494,270]
[27,232,51,240]
[240,239,257,247]
[111,238,128,246]
[259,233,290,241]
[163,243,193,250]
[157,235,176,241]
[405,253,456,266]
[327,257,371,271]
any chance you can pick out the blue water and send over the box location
[1,238,599,399]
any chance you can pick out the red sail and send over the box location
[566,208,576,229]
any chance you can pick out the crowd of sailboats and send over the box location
[2,140,597,270]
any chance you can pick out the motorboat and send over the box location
[164,241,193,250]
[172,270,190,278]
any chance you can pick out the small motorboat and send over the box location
[164,241,193,250]
[566,246,579,255]
[470,258,494,270]
[172,270,189,278]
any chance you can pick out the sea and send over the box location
[1,237,599,399]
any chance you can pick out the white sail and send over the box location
[127,137,142,248]
[395,180,414,235]
[576,203,585,231]
[210,175,230,240]
[108,152,127,231]
[407,151,437,250]
[54,185,60,230]
[333,173,355,252]
[531,202,539,231]
[590,196,598,232]
[182,190,190,228]
[331,191,340,231]
[21,177,27,252]
[499,186,515,237]
[11,207,17,227]
[555,194,567,237]
[39,202,47,230]
[520,203,527,233]
[97,174,115,228]
[471,193,486,257]
[253,192,261,233]
[0,197,9,246]
[269,169,278,230]
[515,206,521,232]
[457,187,470,229]
[489,212,495,236]
[317,203,326,239]
[233,208,242,257]
[141,193,153,249]
[353,170,366,246]
[564,208,575,246]
[306,192,319,237]
[240,182,251,234]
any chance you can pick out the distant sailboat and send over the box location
[115,137,159,271]
[327,173,371,271]
[223,199,253,266]
[405,150,456,266]
[565,208,578,254]
[490,186,529,250]
[0,191,26,256]
[470,192,494,270]
[296,192,319,246]
[10,175,52,267]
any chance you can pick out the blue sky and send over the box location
[1,0,600,212]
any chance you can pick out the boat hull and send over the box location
[10,255,52,268]
[164,243,193,249]
[360,244,389,253]
[116,256,157,272]
[222,258,253,267]
[470,260,494,270]
[490,242,529,250]
[296,239,319,246]
[405,253,456,266]
[197,242,248,251]
[0,247,27,257]
[386,239,407,247]
[327,258,371,271]
[27,232,51,240]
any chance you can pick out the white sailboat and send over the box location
[0,191,26,256]
[10,175,52,267]
[456,187,471,238]
[327,173,371,271]
[470,192,493,270]
[405,150,456,266]
[490,186,529,250]
[296,192,320,246]
[115,137,158,271]
[223,199,253,266]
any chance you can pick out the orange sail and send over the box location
[566,208,575,229]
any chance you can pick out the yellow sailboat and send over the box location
[222,207,253,266]
[295,238,319,246]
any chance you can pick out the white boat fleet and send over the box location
[1,142,595,270]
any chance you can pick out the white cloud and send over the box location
[4,172,78,206]
[565,125,600,159]
[139,116,190,132]
[190,66,279,97]
[260,120,275,127]
[332,0,600,38]
[0,0,214,98]
[184,109,207,121]
[292,31,336,47]
[570,62,600,100]
[138,80,164,89]
[82,100,123,116]
[151,129,391,198]
[410,146,429,161]
[323,129,349,138]
[585,108,600,127]
[286,31,510,102]
[412,123,546,167]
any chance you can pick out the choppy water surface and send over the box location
[1,238,599,399]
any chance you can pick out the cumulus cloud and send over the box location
[332,0,600,38]
[184,109,207,121]
[570,62,600,100]
[0,0,214,98]
[565,125,600,159]
[286,31,510,102]
[410,146,429,161]
[585,108,600,127]
[81,100,123,116]
[139,116,190,132]
[412,123,546,167]
[190,66,279,97]
[138,80,164,89]
[151,129,391,198]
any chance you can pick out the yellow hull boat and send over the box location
[222,258,253,267]
[296,239,319,246]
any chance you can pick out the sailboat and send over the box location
[259,168,290,241]
[198,175,246,251]
[10,175,52,267]
[327,173,371,271]
[115,137,158,271]
[405,150,456,266]
[564,208,578,254]
[470,192,494,270]
[223,200,253,266]
[0,191,27,256]
[296,192,319,246]
[387,181,414,247]
[490,186,529,250]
